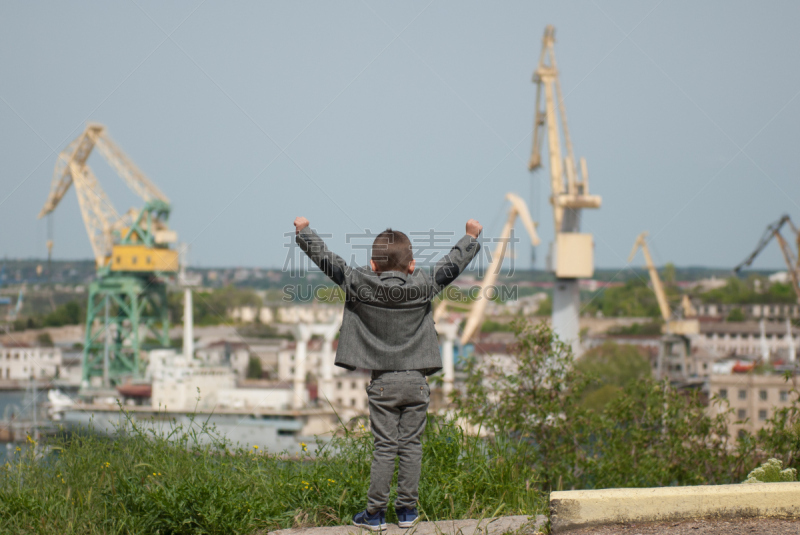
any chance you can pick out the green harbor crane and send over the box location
[38,124,179,389]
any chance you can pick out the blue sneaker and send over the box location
[353,509,387,531]
[395,507,419,528]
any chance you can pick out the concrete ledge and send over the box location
[271,515,546,535]
[550,482,800,533]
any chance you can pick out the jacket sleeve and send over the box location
[430,234,481,296]
[295,227,351,288]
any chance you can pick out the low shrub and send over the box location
[743,458,797,483]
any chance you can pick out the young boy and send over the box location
[294,216,482,530]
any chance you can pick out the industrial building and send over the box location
[708,373,799,436]
[696,321,800,359]
[0,345,62,381]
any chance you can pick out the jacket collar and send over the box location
[378,270,408,282]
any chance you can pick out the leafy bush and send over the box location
[743,458,797,483]
[455,319,800,491]
[0,411,544,534]
[575,341,651,409]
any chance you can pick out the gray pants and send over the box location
[366,370,430,513]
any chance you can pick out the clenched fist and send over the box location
[294,217,310,234]
[466,219,482,238]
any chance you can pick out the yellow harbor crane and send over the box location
[628,232,699,380]
[628,232,699,336]
[39,123,179,388]
[39,123,177,269]
[529,25,602,356]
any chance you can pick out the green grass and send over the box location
[0,411,545,534]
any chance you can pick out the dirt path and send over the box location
[566,518,800,534]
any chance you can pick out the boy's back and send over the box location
[295,222,481,375]
[294,217,482,531]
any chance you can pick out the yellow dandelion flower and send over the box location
[15,447,21,452]
[301,480,309,485]
[158,472,162,476]
[253,445,258,449]
[153,472,157,476]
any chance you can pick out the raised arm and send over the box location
[294,217,350,288]
[430,219,483,296]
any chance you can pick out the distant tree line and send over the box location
[11,300,84,332]
[167,285,262,326]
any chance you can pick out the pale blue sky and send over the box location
[1,1,799,271]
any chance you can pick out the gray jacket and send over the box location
[295,227,481,374]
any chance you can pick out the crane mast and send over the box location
[529,26,601,356]
[38,124,178,390]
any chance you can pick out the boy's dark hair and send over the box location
[371,229,413,273]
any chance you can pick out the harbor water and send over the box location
[0,389,46,464]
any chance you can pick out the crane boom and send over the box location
[38,124,173,267]
[774,232,800,303]
[93,130,169,203]
[459,193,540,345]
[72,164,121,266]
[39,126,102,218]
[628,232,671,323]
[735,215,800,304]
[734,215,791,272]
[39,124,168,217]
